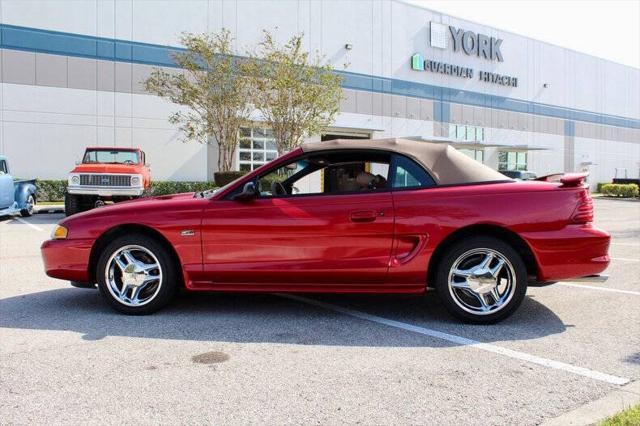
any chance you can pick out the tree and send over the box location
[144,29,251,173]
[245,30,343,155]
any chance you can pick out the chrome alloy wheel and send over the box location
[25,195,35,215]
[447,248,516,315]
[105,245,163,307]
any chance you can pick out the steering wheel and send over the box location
[270,181,287,196]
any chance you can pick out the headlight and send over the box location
[51,225,68,240]
[130,175,141,186]
[69,174,80,185]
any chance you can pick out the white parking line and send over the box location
[610,242,640,247]
[558,283,640,296]
[280,294,630,386]
[13,217,44,232]
[610,257,640,262]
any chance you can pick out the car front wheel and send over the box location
[434,236,528,324]
[96,234,178,314]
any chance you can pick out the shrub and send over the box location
[35,180,67,202]
[34,180,218,202]
[601,183,639,198]
[149,181,216,196]
[214,171,246,186]
[596,182,609,193]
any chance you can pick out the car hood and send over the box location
[71,164,144,174]
[60,192,196,222]
[112,192,196,206]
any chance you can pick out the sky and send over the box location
[408,0,640,69]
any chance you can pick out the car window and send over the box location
[392,155,435,189]
[0,160,7,174]
[257,152,391,198]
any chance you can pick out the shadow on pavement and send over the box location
[0,287,567,347]
[2,213,64,226]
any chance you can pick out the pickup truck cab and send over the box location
[0,155,37,217]
[65,147,151,216]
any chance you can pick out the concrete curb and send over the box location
[35,205,64,214]
[542,380,640,426]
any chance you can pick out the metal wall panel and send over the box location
[2,49,35,85]
[67,57,97,90]
[35,53,67,87]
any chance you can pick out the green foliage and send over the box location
[143,29,252,172]
[35,180,67,202]
[599,403,640,426]
[149,181,216,196]
[214,171,246,186]
[245,30,344,154]
[601,183,639,198]
[34,180,218,201]
[596,182,608,193]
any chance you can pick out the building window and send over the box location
[498,151,528,171]
[458,148,484,163]
[449,124,485,142]
[238,127,279,171]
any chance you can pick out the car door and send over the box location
[200,151,395,288]
[0,160,15,209]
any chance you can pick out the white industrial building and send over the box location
[0,0,638,189]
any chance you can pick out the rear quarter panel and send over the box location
[390,181,583,285]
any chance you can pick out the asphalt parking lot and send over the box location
[1,198,638,425]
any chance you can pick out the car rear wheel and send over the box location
[96,234,178,315]
[434,236,527,324]
[20,194,35,217]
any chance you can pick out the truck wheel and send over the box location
[64,193,81,216]
[434,236,528,324]
[96,234,178,315]
[20,194,35,217]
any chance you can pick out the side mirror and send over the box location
[231,181,258,202]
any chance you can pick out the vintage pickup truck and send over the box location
[0,155,37,217]
[65,147,151,216]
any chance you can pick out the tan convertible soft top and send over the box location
[301,138,509,185]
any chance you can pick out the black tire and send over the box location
[64,193,81,216]
[96,234,178,315]
[20,194,35,217]
[434,236,528,324]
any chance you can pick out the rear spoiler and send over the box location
[536,172,588,188]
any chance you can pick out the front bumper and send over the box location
[41,238,93,283]
[67,185,144,197]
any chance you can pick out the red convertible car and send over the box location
[41,138,610,323]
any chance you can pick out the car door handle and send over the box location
[350,210,378,223]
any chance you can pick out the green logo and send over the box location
[411,53,425,71]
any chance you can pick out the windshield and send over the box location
[83,150,139,165]
[203,174,248,199]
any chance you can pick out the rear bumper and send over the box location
[521,224,610,282]
[41,238,93,283]
[67,185,143,197]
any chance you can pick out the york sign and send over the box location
[410,21,517,88]
[449,26,503,62]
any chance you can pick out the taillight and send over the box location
[571,190,594,223]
